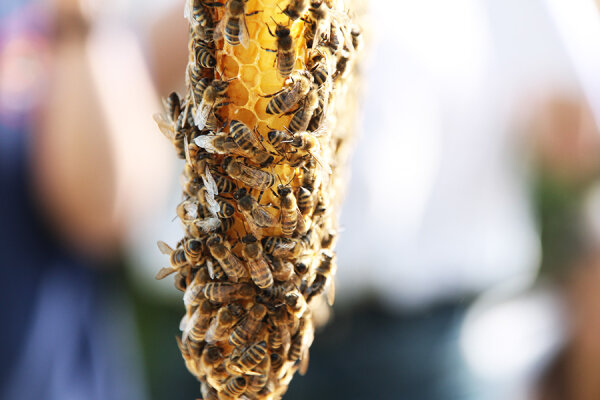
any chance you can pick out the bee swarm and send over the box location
[154,0,362,398]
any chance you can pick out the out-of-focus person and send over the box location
[0,0,177,398]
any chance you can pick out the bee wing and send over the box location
[310,120,329,137]
[308,148,332,174]
[326,278,335,306]
[202,166,220,197]
[153,113,176,140]
[157,240,174,255]
[182,310,198,343]
[227,254,245,282]
[311,19,331,50]
[155,267,176,280]
[205,317,220,343]
[281,327,292,353]
[194,103,212,131]
[194,135,219,153]
[298,319,314,375]
[180,312,190,333]
[184,0,194,24]
[206,259,215,279]
[184,135,193,166]
[213,16,227,42]
[195,217,221,232]
[295,209,308,234]
[253,207,277,227]
[238,14,250,48]
[183,277,203,307]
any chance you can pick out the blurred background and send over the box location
[2,0,600,399]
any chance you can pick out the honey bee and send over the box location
[288,317,314,375]
[284,289,307,318]
[185,0,214,29]
[202,282,255,302]
[183,266,211,307]
[296,186,313,214]
[184,135,214,175]
[270,352,284,375]
[265,71,312,115]
[235,188,278,229]
[267,129,292,155]
[288,88,319,133]
[176,336,200,376]
[194,40,217,68]
[307,88,327,132]
[277,184,301,236]
[245,354,270,393]
[201,385,219,400]
[303,0,330,48]
[264,22,295,78]
[187,66,212,108]
[261,236,304,259]
[183,238,204,265]
[312,192,328,216]
[194,79,231,130]
[222,157,276,189]
[229,303,267,346]
[156,241,189,280]
[206,234,246,282]
[229,120,275,166]
[241,234,274,289]
[202,344,224,367]
[194,132,239,155]
[213,0,256,48]
[290,130,331,173]
[215,196,235,219]
[320,229,336,249]
[205,304,244,343]
[212,172,237,194]
[153,92,186,157]
[270,256,295,281]
[182,299,215,343]
[227,340,268,375]
[282,0,308,20]
[301,157,319,192]
[351,25,363,51]
[294,259,309,277]
[221,376,247,398]
[317,252,336,305]
[183,175,203,197]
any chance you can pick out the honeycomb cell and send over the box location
[253,96,272,121]
[227,80,250,107]
[240,65,260,88]
[232,107,258,129]
[233,41,259,64]
[259,69,284,95]
[220,55,240,78]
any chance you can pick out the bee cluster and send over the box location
[154,0,361,398]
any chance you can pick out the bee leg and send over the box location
[204,2,224,7]
[261,47,277,53]
[260,88,286,99]
[245,10,261,16]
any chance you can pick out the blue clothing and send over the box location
[0,4,147,399]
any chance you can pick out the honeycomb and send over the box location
[154,0,362,398]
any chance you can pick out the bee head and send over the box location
[294,262,309,276]
[187,239,203,251]
[241,234,257,244]
[207,234,223,246]
[233,187,247,200]
[277,185,292,197]
[275,25,290,38]
[222,156,234,171]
